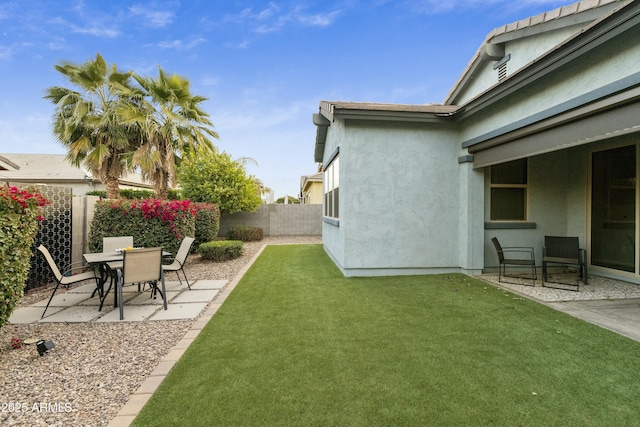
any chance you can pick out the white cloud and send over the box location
[129,4,175,28]
[0,45,14,60]
[223,2,343,34]
[71,24,119,38]
[201,75,219,86]
[156,37,206,50]
[47,36,67,51]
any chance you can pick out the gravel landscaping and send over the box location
[0,236,321,427]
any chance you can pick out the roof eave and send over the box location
[457,0,640,120]
[444,0,629,105]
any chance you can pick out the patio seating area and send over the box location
[479,271,640,302]
[8,278,227,324]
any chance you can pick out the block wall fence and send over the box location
[219,204,323,237]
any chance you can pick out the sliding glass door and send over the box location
[590,144,636,273]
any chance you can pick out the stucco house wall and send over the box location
[460,27,640,146]
[315,0,640,281]
[324,120,464,276]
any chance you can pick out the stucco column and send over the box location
[457,157,485,274]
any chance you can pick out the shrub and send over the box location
[178,150,262,214]
[227,226,263,242]
[89,198,196,256]
[0,186,48,328]
[193,203,220,253]
[198,240,243,261]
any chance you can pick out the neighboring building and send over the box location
[312,0,640,283]
[0,153,153,195]
[300,172,323,204]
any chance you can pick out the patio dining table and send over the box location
[83,250,172,310]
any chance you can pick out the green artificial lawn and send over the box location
[132,244,640,426]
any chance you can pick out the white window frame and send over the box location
[324,155,339,219]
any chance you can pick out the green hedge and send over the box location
[0,186,48,328]
[198,240,243,261]
[227,226,263,242]
[89,199,196,256]
[193,203,220,253]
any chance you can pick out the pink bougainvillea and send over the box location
[0,186,49,219]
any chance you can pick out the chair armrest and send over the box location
[162,257,185,268]
[501,247,535,259]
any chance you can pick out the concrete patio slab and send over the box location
[172,289,219,303]
[190,279,228,290]
[148,303,208,321]
[127,291,180,305]
[40,306,103,323]
[78,292,138,307]
[163,281,189,292]
[96,305,161,322]
[30,292,91,307]
[67,283,101,294]
[547,298,640,342]
[8,306,64,324]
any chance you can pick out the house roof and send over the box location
[317,101,458,121]
[313,0,638,164]
[300,172,323,192]
[0,153,152,188]
[444,0,631,104]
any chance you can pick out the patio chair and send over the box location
[37,245,100,319]
[103,236,134,253]
[116,247,167,320]
[542,236,587,291]
[163,236,196,289]
[491,237,537,285]
[99,236,135,305]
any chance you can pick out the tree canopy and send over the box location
[45,53,219,199]
[178,149,262,214]
[44,53,139,199]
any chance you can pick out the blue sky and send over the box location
[0,0,574,199]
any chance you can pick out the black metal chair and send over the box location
[491,237,537,285]
[542,236,587,291]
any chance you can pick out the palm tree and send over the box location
[120,67,219,199]
[44,53,140,199]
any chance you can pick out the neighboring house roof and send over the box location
[300,172,323,193]
[0,153,152,189]
[444,0,630,104]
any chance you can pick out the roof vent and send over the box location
[498,62,507,81]
[493,53,511,83]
